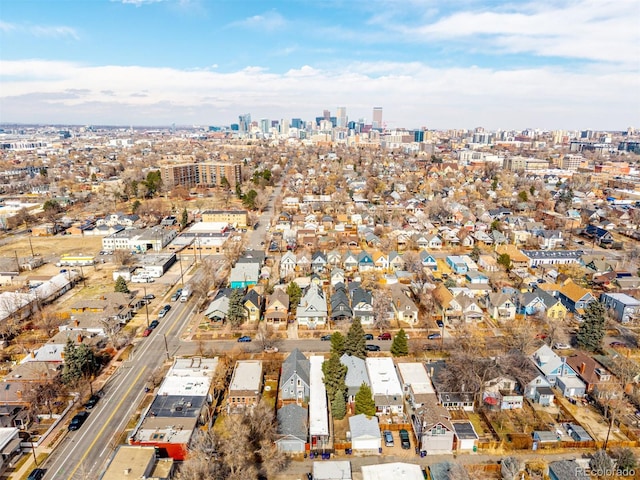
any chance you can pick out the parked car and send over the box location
[365,344,381,352]
[428,333,441,340]
[142,328,153,337]
[149,320,159,329]
[27,469,46,480]
[436,320,444,328]
[84,394,100,409]
[363,333,374,340]
[143,294,155,300]
[320,334,332,341]
[158,305,171,318]
[68,411,89,431]
[554,343,571,350]
[610,341,627,348]
[264,346,279,353]
[535,333,548,339]
[399,429,411,449]
[171,292,181,301]
[383,430,394,447]
[378,332,391,340]
[237,336,251,343]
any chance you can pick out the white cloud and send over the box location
[115,0,168,6]
[0,59,638,129]
[394,0,640,66]
[0,21,79,40]
[230,11,286,32]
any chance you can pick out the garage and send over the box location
[349,414,381,453]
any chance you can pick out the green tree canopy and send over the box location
[242,189,258,209]
[62,340,99,388]
[497,253,512,271]
[344,317,366,359]
[391,329,409,357]
[286,282,302,314]
[518,191,528,202]
[180,208,188,229]
[322,353,347,401]
[227,289,246,329]
[354,382,376,416]
[330,331,345,356]
[331,390,346,420]
[577,301,606,351]
[142,170,162,197]
[114,275,129,294]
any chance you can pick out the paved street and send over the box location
[42,299,198,480]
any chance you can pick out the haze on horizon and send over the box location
[1,0,639,130]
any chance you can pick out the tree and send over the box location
[330,331,345,356]
[61,340,99,392]
[180,208,189,229]
[141,170,162,197]
[501,457,522,480]
[612,447,637,471]
[242,189,258,209]
[470,245,481,262]
[227,289,246,328]
[286,282,302,315]
[372,289,391,333]
[576,301,606,351]
[518,191,528,202]
[255,323,278,351]
[391,329,409,357]
[331,390,346,420]
[322,353,347,401]
[24,379,65,418]
[497,253,512,271]
[344,317,366,359]
[131,199,141,213]
[114,275,129,293]
[590,450,614,474]
[354,382,376,416]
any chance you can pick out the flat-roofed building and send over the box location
[309,355,329,450]
[100,445,174,480]
[202,210,248,227]
[397,362,436,409]
[366,357,404,415]
[228,360,263,412]
[161,162,242,188]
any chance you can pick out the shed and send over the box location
[567,424,592,442]
[533,430,560,443]
[349,414,381,453]
[452,422,478,451]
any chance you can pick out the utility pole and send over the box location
[163,333,170,361]
[178,255,184,287]
[143,286,150,327]
[28,235,35,258]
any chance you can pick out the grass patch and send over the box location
[263,379,278,408]
[118,344,134,361]
[466,412,487,436]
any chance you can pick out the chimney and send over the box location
[580,362,586,375]
[16,390,22,398]
[75,319,80,327]
[123,468,131,475]
[30,351,35,359]
[77,334,83,344]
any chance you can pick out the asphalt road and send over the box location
[247,180,283,250]
[43,297,198,480]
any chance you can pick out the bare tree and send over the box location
[255,323,279,351]
[32,305,66,337]
[372,288,392,333]
[501,457,522,480]
[113,250,133,266]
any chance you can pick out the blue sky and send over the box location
[1,0,639,129]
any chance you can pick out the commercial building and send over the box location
[201,210,248,227]
[228,360,263,412]
[100,445,174,480]
[128,357,217,460]
[102,227,177,253]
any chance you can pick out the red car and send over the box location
[378,332,392,340]
[142,328,153,337]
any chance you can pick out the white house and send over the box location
[349,414,381,454]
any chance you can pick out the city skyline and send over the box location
[1,0,639,129]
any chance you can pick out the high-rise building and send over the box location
[238,114,251,132]
[260,119,270,134]
[372,107,383,130]
[291,118,303,129]
[336,107,347,128]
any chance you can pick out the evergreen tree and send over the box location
[344,317,366,359]
[470,245,481,262]
[286,282,302,314]
[321,353,346,400]
[114,275,129,294]
[354,382,376,416]
[497,253,512,271]
[180,208,188,229]
[391,329,409,357]
[331,390,346,420]
[62,339,99,388]
[577,301,606,351]
[142,170,162,197]
[330,331,345,356]
[227,289,246,329]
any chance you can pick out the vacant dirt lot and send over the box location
[0,234,103,259]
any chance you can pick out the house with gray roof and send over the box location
[349,414,381,453]
[279,349,310,404]
[549,460,589,480]
[340,353,370,404]
[275,403,308,453]
[296,284,327,328]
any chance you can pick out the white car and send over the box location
[554,343,571,350]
